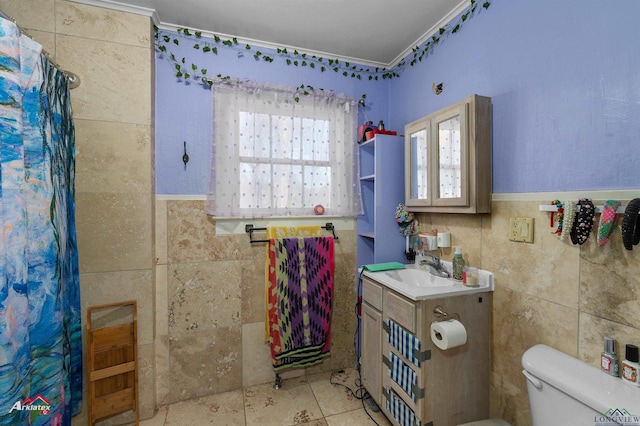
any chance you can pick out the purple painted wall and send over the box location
[156,0,640,195]
[155,35,390,194]
[388,0,640,193]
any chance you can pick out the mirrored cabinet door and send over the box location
[404,94,491,214]
[431,101,468,207]
[405,118,431,205]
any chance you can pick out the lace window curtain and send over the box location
[207,80,362,218]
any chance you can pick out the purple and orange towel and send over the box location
[267,236,334,370]
[264,226,323,341]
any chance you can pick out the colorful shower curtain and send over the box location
[0,18,82,425]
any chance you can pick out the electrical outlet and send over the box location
[509,217,534,243]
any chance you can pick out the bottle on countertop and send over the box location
[378,120,385,131]
[452,246,465,281]
[600,337,619,377]
[621,344,640,386]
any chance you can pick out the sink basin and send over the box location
[362,262,494,301]
[383,268,452,287]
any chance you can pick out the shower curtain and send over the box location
[0,17,82,426]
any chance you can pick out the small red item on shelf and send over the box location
[371,129,397,136]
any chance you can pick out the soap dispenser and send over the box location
[452,246,465,281]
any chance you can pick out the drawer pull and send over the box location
[414,348,431,362]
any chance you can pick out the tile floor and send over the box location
[139,368,392,426]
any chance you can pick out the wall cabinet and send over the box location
[357,134,406,267]
[404,94,491,214]
[361,276,490,426]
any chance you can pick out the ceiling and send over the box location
[85,0,469,67]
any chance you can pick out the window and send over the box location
[207,81,362,218]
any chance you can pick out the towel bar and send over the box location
[245,222,338,243]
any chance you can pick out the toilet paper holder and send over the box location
[433,306,460,321]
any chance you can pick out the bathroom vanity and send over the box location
[361,265,493,426]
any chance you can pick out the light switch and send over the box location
[509,217,534,243]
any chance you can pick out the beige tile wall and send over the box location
[1,0,156,423]
[417,198,640,426]
[155,199,358,405]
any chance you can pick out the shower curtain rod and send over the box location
[0,9,81,89]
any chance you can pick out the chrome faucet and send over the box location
[418,253,451,278]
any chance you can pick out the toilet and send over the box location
[459,344,640,426]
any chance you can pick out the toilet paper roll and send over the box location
[430,319,467,350]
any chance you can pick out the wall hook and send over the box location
[182,141,189,169]
[432,82,443,95]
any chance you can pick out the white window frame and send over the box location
[207,82,360,219]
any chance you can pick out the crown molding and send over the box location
[70,0,479,73]
[155,21,389,69]
[387,0,469,68]
[70,0,390,69]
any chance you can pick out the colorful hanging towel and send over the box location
[264,226,323,340]
[268,236,334,370]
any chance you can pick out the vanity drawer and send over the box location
[362,278,383,311]
[384,290,415,333]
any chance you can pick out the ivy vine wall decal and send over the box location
[154,0,490,101]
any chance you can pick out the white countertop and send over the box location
[361,262,494,301]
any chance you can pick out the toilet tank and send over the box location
[522,344,640,426]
